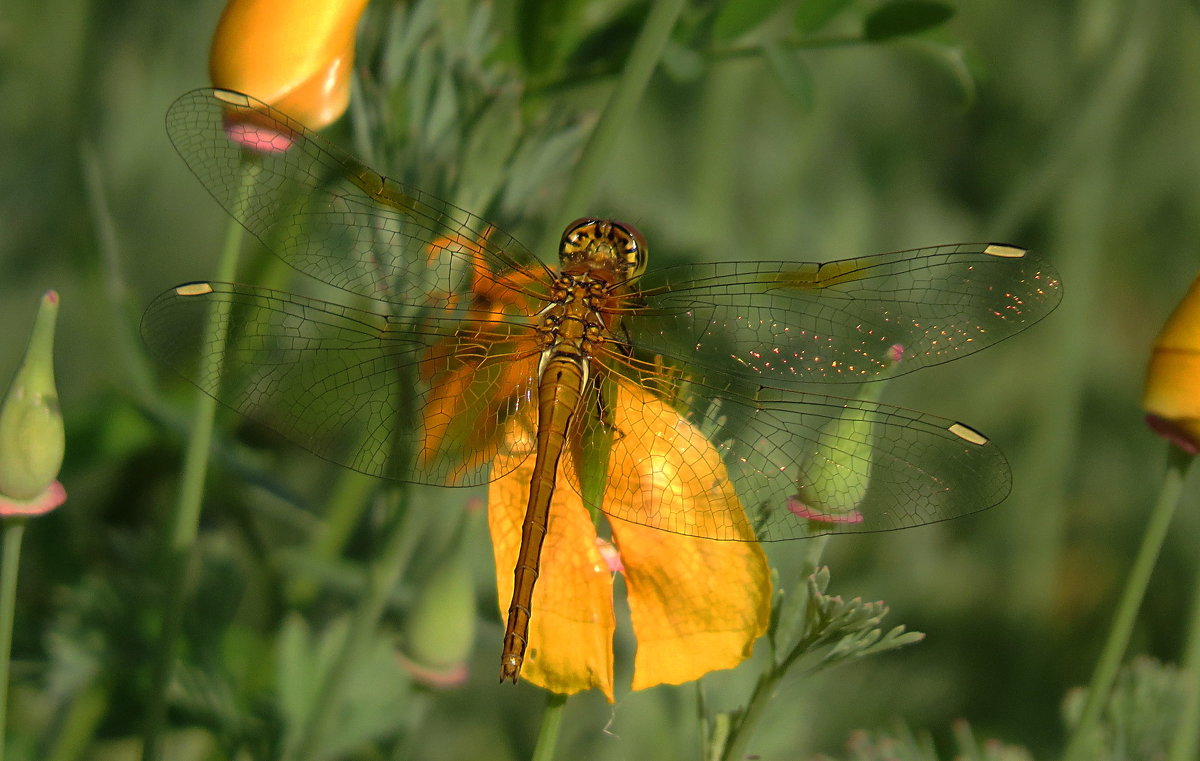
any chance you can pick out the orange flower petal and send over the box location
[209,0,370,129]
[605,378,770,690]
[1144,272,1200,451]
[616,520,770,689]
[488,417,616,700]
[487,375,770,698]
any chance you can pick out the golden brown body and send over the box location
[499,219,646,682]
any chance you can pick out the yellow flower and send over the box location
[209,0,370,129]
[1144,272,1200,453]
[488,378,771,702]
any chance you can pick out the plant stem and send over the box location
[1168,484,1200,761]
[720,666,781,761]
[141,191,247,761]
[0,519,26,761]
[530,692,568,761]
[1062,444,1193,761]
[801,534,830,578]
[996,0,1158,639]
[287,469,377,607]
[284,486,423,761]
[721,534,829,761]
[45,679,109,761]
[80,140,158,404]
[537,0,687,255]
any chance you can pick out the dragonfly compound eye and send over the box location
[558,218,647,282]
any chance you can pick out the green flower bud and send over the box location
[0,291,65,504]
[790,344,904,525]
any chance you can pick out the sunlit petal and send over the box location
[488,419,616,700]
[605,378,770,689]
[209,0,369,129]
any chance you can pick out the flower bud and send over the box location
[790,344,905,525]
[209,0,370,130]
[0,291,66,514]
[1144,273,1200,453]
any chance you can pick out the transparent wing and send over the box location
[166,88,553,310]
[622,244,1061,389]
[141,282,541,486]
[565,351,1010,541]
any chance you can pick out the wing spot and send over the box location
[983,244,1027,259]
[176,282,215,297]
[948,422,989,446]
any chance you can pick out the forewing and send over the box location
[623,244,1061,389]
[141,282,540,486]
[166,88,553,309]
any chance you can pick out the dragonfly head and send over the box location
[558,218,647,284]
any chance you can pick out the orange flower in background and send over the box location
[417,230,544,472]
[488,378,771,701]
[209,0,370,130]
[1144,272,1200,453]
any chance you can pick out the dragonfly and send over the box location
[143,89,1062,684]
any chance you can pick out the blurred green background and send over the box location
[2,0,1199,759]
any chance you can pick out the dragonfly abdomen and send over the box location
[500,344,591,683]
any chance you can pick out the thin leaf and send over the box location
[712,0,785,43]
[863,1,955,41]
[455,91,523,213]
[922,41,977,106]
[514,0,589,75]
[661,37,706,82]
[762,43,816,110]
[795,0,854,34]
[562,2,645,77]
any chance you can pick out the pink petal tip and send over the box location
[1145,414,1200,455]
[595,537,624,573]
[787,496,864,524]
[223,120,295,154]
[0,481,67,518]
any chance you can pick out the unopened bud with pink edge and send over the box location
[0,291,66,515]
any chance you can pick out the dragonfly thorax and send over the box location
[534,274,611,380]
[558,218,647,284]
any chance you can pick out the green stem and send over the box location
[719,666,780,761]
[45,679,109,761]
[80,140,158,404]
[388,691,431,761]
[1168,482,1200,761]
[996,1,1158,637]
[286,469,377,607]
[721,535,829,761]
[1062,445,1194,761]
[537,0,687,255]
[284,486,423,761]
[0,519,26,761]
[796,535,830,600]
[141,193,247,761]
[530,692,568,761]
